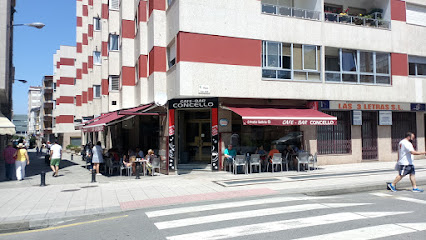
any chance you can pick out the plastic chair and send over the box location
[233,155,247,174]
[249,154,261,173]
[267,153,283,173]
[297,152,310,172]
[282,152,289,171]
[151,157,161,176]
[224,156,234,172]
[309,152,318,170]
[120,158,132,176]
[106,158,119,175]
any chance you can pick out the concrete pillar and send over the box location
[377,125,392,162]
[300,125,317,154]
[416,112,425,159]
[351,125,362,163]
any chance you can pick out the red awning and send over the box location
[82,104,153,132]
[227,107,337,126]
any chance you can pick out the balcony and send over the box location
[324,0,391,29]
[261,0,321,21]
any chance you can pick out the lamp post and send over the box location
[13,22,45,29]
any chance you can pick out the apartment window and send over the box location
[167,41,176,69]
[109,0,119,10]
[406,3,426,27]
[94,17,101,31]
[262,41,321,81]
[317,111,351,155]
[325,47,391,85]
[109,75,120,91]
[109,34,119,51]
[93,85,101,98]
[409,56,426,76]
[135,60,139,84]
[93,51,101,65]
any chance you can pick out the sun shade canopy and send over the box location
[227,107,337,126]
[0,113,16,135]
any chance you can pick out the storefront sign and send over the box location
[411,103,426,111]
[169,98,218,109]
[198,85,211,94]
[329,101,410,111]
[242,119,337,126]
[319,100,330,110]
[379,111,392,125]
[352,110,362,125]
[211,108,219,171]
[168,110,175,171]
[219,118,229,126]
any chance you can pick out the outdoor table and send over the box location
[134,158,148,179]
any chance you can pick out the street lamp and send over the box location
[13,22,45,29]
[14,79,28,83]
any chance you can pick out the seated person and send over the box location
[268,145,280,161]
[224,144,237,166]
[255,145,267,155]
[144,149,156,175]
[123,149,137,175]
[136,147,144,159]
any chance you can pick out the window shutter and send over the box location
[110,0,119,10]
[110,76,120,91]
[406,4,426,27]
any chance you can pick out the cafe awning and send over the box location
[0,113,15,135]
[82,104,154,132]
[226,107,337,126]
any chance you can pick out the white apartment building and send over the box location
[52,46,81,146]
[27,86,42,135]
[70,0,426,174]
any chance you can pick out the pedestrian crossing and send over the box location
[144,194,426,240]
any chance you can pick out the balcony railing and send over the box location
[262,4,321,21]
[324,12,390,29]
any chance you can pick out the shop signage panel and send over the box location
[379,111,392,125]
[242,119,337,126]
[198,85,211,94]
[352,110,362,126]
[169,98,218,109]
[319,100,330,110]
[329,101,410,111]
[410,103,426,111]
[219,118,229,126]
[211,108,219,171]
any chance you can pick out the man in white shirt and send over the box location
[50,141,63,177]
[388,132,425,192]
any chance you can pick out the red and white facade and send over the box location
[67,0,426,172]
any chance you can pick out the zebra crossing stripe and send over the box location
[395,197,426,205]
[165,211,410,240]
[370,193,392,197]
[145,196,337,218]
[293,223,426,240]
[155,203,371,230]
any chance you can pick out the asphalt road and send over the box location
[1,187,425,240]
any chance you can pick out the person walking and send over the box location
[388,132,425,192]
[3,142,17,180]
[50,141,62,177]
[91,141,104,175]
[13,143,29,181]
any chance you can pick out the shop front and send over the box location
[318,101,426,163]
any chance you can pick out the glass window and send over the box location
[109,0,119,10]
[93,85,101,98]
[409,63,416,76]
[376,76,390,84]
[277,70,291,79]
[267,42,280,68]
[293,44,302,70]
[418,63,426,75]
[262,69,276,78]
[167,42,176,69]
[109,76,119,91]
[109,34,119,51]
[360,75,374,83]
[303,45,317,70]
[282,43,291,69]
[360,52,373,73]
[342,74,357,83]
[342,50,357,72]
[376,53,390,74]
[325,47,340,72]
[93,51,101,64]
[93,17,101,31]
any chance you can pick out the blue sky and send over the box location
[13,0,76,114]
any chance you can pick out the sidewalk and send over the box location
[1,149,425,232]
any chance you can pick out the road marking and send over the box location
[370,193,392,197]
[0,215,128,237]
[294,223,426,240]
[145,196,337,218]
[396,196,426,205]
[155,203,370,229]
[166,212,410,240]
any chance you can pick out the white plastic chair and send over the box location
[309,152,318,170]
[249,154,261,173]
[151,157,161,176]
[224,156,234,172]
[106,158,119,175]
[282,152,289,172]
[297,152,310,172]
[267,153,283,173]
[233,155,247,174]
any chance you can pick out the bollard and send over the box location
[91,170,96,183]
[40,171,46,187]
[135,162,141,179]
[71,154,73,161]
